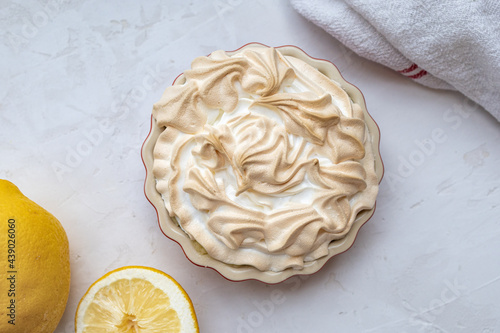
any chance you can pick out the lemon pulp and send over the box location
[83,278,180,332]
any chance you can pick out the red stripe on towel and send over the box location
[408,70,428,79]
[398,63,418,74]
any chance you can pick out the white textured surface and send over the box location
[1,1,499,332]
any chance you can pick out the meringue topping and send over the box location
[152,45,378,272]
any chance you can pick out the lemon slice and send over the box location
[75,266,199,333]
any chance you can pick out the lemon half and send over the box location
[75,266,199,333]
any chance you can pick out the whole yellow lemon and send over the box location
[0,179,70,333]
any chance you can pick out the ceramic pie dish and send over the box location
[142,43,383,284]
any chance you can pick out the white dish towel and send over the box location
[290,0,500,121]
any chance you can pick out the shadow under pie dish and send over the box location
[142,43,383,284]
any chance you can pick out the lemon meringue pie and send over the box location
[145,44,382,280]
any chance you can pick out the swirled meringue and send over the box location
[152,45,378,272]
